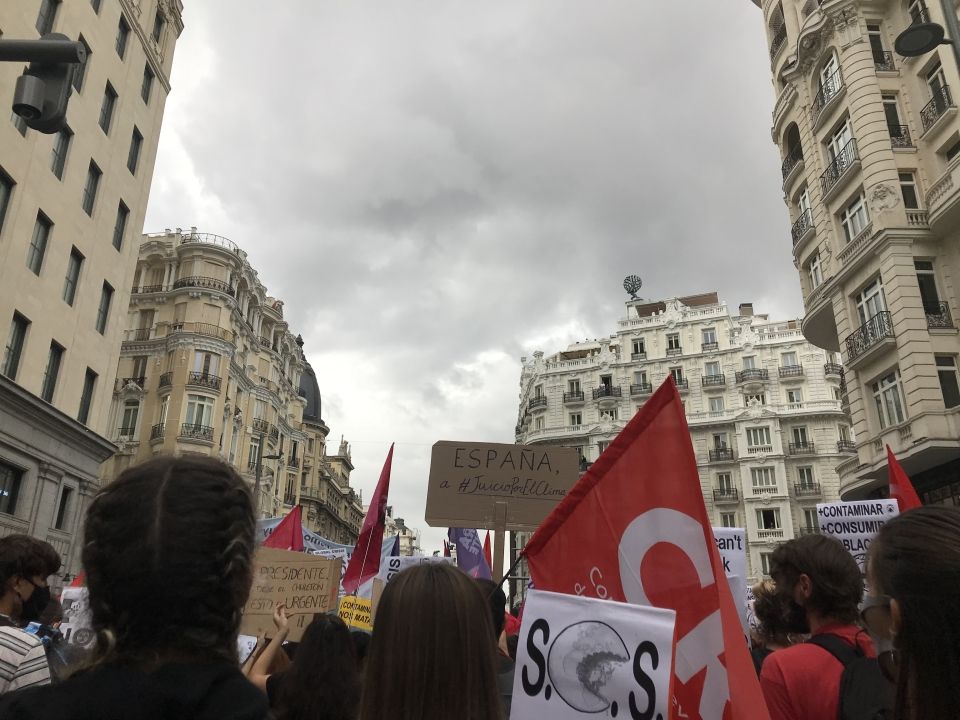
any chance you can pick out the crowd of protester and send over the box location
[0,454,955,719]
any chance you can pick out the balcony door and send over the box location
[820,53,839,94]
[927,62,947,99]
[792,426,809,445]
[855,279,887,325]
[798,187,812,216]
[193,351,219,377]
[828,120,853,163]
[717,473,733,493]
[713,432,728,450]
[915,261,943,313]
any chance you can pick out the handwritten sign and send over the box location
[425,441,580,530]
[240,547,341,641]
[816,500,899,571]
[713,527,748,634]
[511,589,676,720]
[339,595,373,631]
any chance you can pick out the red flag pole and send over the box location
[342,444,394,595]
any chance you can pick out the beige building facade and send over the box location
[0,0,183,582]
[511,292,851,598]
[752,0,960,504]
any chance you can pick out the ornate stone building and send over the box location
[750,0,960,504]
[513,291,851,590]
[0,0,184,583]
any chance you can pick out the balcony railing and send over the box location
[187,371,222,391]
[630,383,653,396]
[701,341,719,351]
[779,365,803,379]
[287,456,299,468]
[907,210,929,226]
[824,362,844,377]
[757,528,785,540]
[791,209,813,245]
[115,426,138,441]
[131,284,164,294]
[631,351,646,361]
[673,378,689,391]
[747,445,773,454]
[753,485,778,495]
[874,50,895,72]
[888,124,913,148]
[666,347,683,356]
[713,488,739,502]
[709,448,736,462]
[158,371,172,388]
[702,374,726,387]
[735,368,769,383]
[252,418,270,434]
[812,67,843,119]
[781,145,803,181]
[129,328,152,342]
[798,526,819,536]
[169,322,233,343]
[117,376,146,391]
[563,390,585,403]
[528,396,548,410]
[770,23,787,61]
[921,85,954,132]
[794,482,822,496]
[179,423,214,442]
[837,439,857,453]
[845,311,894,361]
[150,423,165,441]
[592,386,622,400]
[788,441,816,455]
[820,138,858,196]
[172,275,236,296]
[926,301,954,329]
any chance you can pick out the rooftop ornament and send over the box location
[623,275,643,300]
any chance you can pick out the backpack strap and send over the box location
[806,632,864,667]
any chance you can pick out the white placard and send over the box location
[377,555,455,585]
[713,527,749,634]
[511,590,675,720]
[237,634,258,665]
[816,500,900,571]
[59,587,95,648]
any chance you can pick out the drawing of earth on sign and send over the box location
[547,621,630,712]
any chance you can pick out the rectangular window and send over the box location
[757,508,782,530]
[717,473,733,491]
[534,416,545,430]
[601,408,619,421]
[797,466,815,487]
[899,172,920,209]
[781,351,798,367]
[597,441,609,455]
[828,118,853,162]
[119,399,140,438]
[786,388,803,404]
[2,313,30,380]
[568,379,581,393]
[841,192,870,242]
[99,82,117,133]
[55,486,74,530]
[0,168,13,235]
[632,338,645,355]
[744,393,767,406]
[152,10,165,42]
[141,63,155,103]
[760,552,773,576]
[867,24,886,63]
[839,425,851,442]
[96,282,113,334]
[185,394,215,428]
[63,247,84,306]
[570,412,582,426]
[712,433,728,449]
[751,467,776,488]
[36,0,60,34]
[873,370,906,428]
[116,16,130,58]
[50,125,72,179]
[936,356,960,408]
[26,213,51,275]
[720,512,736,528]
[534,384,544,398]
[792,426,809,444]
[670,367,684,383]
[0,461,23,516]
[82,161,101,216]
[113,201,129,250]
[77,368,97,424]
[72,36,91,92]
[742,356,756,370]
[667,333,681,351]
[927,62,947,96]
[702,327,717,346]
[633,370,647,385]
[127,127,143,173]
[41,341,64,402]
[915,260,942,312]
[803,508,819,531]
[704,360,720,377]
[856,278,887,325]
[807,250,824,289]
[883,95,905,135]
[709,396,725,413]
[746,427,771,447]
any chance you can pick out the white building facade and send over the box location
[513,292,853,586]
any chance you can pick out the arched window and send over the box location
[782,123,804,180]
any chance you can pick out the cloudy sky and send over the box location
[145,0,802,555]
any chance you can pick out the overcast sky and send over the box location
[144,0,801,556]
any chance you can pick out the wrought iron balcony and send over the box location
[117,376,146,391]
[820,138,859,196]
[921,85,954,132]
[779,365,804,378]
[845,311,894,361]
[888,124,913,148]
[926,301,954,329]
[130,328,152,342]
[788,441,816,455]
[824,362,844,377]
[168,322,233,342]
[673,378,689,391]
[794,482,822,496]
[837,439,856,453]
[791,209,814,245]
[630,383,653,396]
[563,390,585,403]
[179,423,214,442]
[702,374,726,387]
[592,386,622,400]
[735,368,769,383]
[158,371,172,388]
[781,145,803,180]
[709,447,736,462]
[631,351,647,361]
[812,68,843,119]
[769,23,787,61]
[252,418,270,434]
[187,371,221,391]
[701,341,719,352]
[528,396,548,410]
[172,275,236,296]
[115,426,138,440]
[713,487,739,502]
[874,51,895,72]
[131,284,164,294]
[150,423,165,441]
[666,347,683,356]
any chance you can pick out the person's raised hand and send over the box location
[273,603,289,633]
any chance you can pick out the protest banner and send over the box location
[338,595,373,632]
[59,586,95,649]
[240,547,341,641]
[378,555,455,585]
[426,441,579,580]
[511,589,676,720]
[713,527,749,634]
[816,499,900,571]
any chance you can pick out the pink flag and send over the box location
[483,530,492,570]
[342,444,394,594]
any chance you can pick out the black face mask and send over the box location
[780,593,810,634]
[19,584,50,626]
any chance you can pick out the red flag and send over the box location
[443,540,451,557]
[69,571,85,587]
[887,445,922,511]
[342,444,394,595]
[262,505,305,552]
[483,530,492,570]
[524,378,768,720]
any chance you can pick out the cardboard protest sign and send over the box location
[240,547,341,641]
[338,595,373,632]
[59,586,95,649]
[511,589,676,720]
[425,441,580,530]
[713,527,749,634]
[816,500,899,571]
[377,555,455,585]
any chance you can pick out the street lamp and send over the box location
[895,1,960,72]
[253,432,282,518]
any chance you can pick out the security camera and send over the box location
[13,74,45,121]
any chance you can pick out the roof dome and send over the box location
[299,362,322,423]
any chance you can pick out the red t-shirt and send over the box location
[760,623,876,720]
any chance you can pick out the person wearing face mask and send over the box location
[759,533,882,720]
[866,505,960,720]
[0,534,61,695]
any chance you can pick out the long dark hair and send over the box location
[358,563,503,720]
[82,455,256,667]
[276,614,359,720]
[869,506,960,720]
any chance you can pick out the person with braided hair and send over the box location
[0,455,268,720]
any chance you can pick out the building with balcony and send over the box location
[750,0,960,504]
[382,505,422,556]
[102,229,363,544]
[513,291,851,583]
[0,0,183,583]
